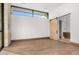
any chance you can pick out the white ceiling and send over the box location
[11,3,64,12]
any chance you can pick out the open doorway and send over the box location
[50,13,70,42]
[57,13,71,42]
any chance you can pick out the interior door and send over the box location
[50,19,58,40]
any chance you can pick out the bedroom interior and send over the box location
[0,3,79,55]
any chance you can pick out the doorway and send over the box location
[50,13,70,43]
[57,13,70,42]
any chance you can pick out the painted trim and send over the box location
[11,37,50,41]
[70,42,79,47]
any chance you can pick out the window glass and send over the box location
[11,6,48,18]
[12,10,32,16]
[34,14,47,19]
[33,11,48,18]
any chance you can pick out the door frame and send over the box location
[1,3,4,49]
[0,3,4,50]
[58,20,62,39]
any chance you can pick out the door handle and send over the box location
[56,30,58,34]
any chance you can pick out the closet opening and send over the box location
[50,13,70,43]
[58,13,71,42]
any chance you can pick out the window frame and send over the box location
[11,5,49,19]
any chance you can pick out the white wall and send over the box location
[49,4,74,19]
[49,3,79,43]
[11,3,79,43]
[11,15,49,40]
[70,4,79,43]
[11,3,64,13]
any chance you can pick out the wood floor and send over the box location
[1,39,79,55]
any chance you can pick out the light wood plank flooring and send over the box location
[1,39,79,55]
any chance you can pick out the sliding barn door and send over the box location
[50,19,58,40]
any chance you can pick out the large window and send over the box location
[11,6,48,19]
